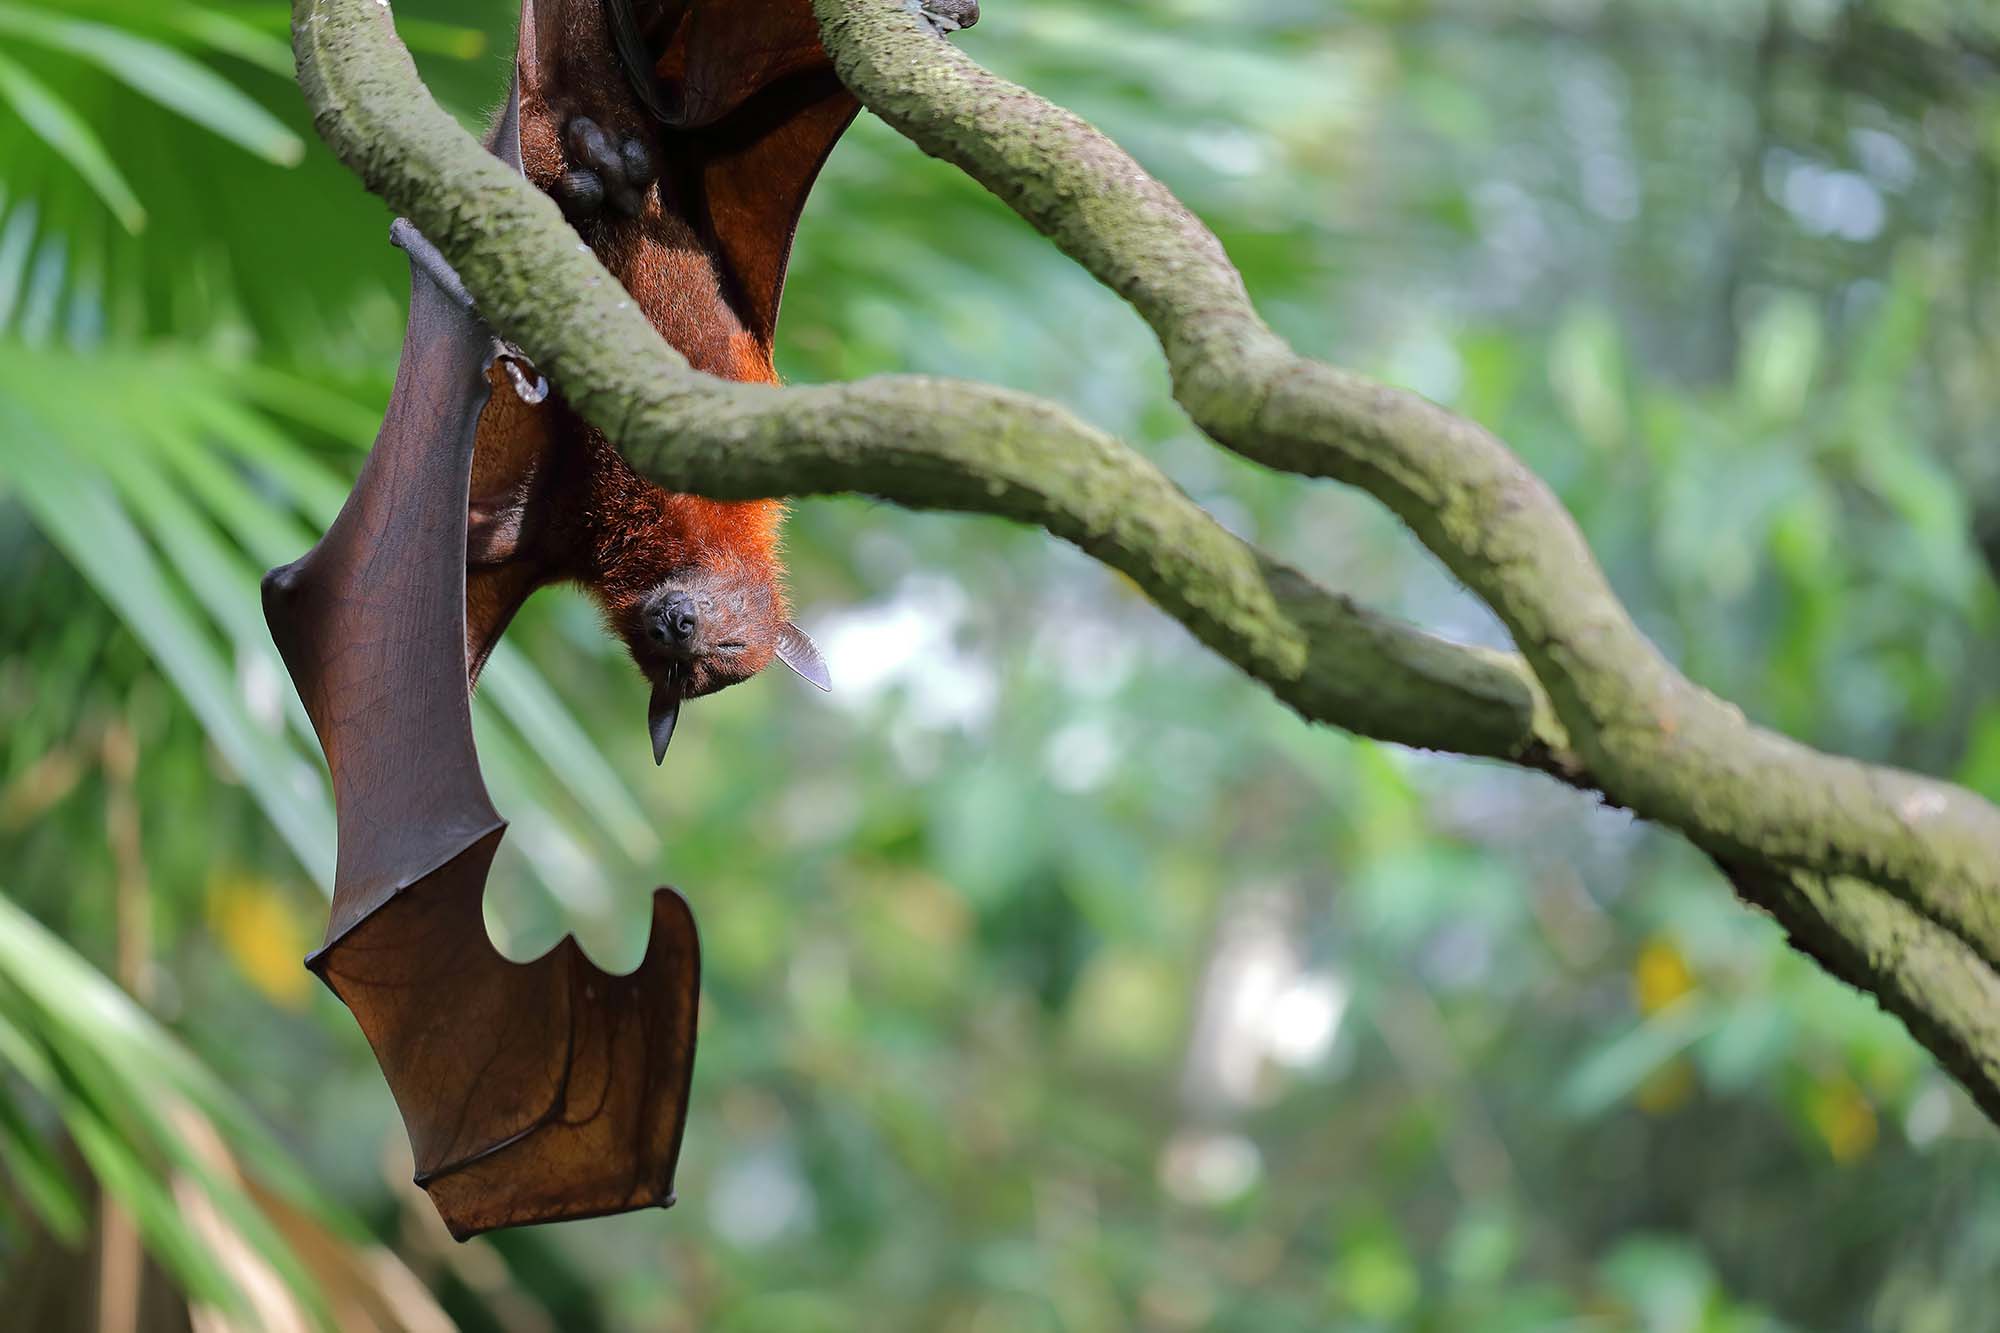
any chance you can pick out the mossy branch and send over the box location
[291,0,2000,1121]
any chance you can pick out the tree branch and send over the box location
[805,0,2000,973]
[288,0,2000,1119]
[1724,860,2000,1122]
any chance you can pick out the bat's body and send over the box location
[262,0,975,1238]
[469,0,859,757]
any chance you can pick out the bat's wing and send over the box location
[649,0,978,345]
[588,0,920,347]
[311,859,699,1240]
[690,83,861,349]
[261,78,701,1240]
[651,0,861,345]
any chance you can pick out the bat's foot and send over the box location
[551,116,656,223]
[907,0,978,34]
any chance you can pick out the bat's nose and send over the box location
[650,591,699,647]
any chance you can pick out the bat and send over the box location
[263,0,977,1237]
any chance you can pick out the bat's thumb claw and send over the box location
[496,349,548,405]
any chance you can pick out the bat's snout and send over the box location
[648,590,700,648]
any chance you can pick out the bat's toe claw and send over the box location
[564,116,618,173]
[555,168,606,221]
[619,138,656,190]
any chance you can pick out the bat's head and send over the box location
[614,557,829,764]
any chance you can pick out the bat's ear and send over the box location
[775,622,831,692]
[648,680,681,765]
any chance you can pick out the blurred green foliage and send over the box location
[1,0,1998,1329]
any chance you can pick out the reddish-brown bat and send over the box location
[262,0,977,1238]
[468,0,863,762]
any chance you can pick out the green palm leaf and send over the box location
[0,2,303,164]
[0,894,337,1323]
[0,50,145,232]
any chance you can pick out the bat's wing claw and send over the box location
[498,351,548,405]
[260,560,305,603]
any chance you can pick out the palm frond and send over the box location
[0,893,331,1321]
[0,51,145,232]
[0,2,302,164]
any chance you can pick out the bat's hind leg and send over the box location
[552,116,657,222]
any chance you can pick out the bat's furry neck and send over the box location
[578,445,785,618]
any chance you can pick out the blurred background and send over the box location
[0,0,1996,1328]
